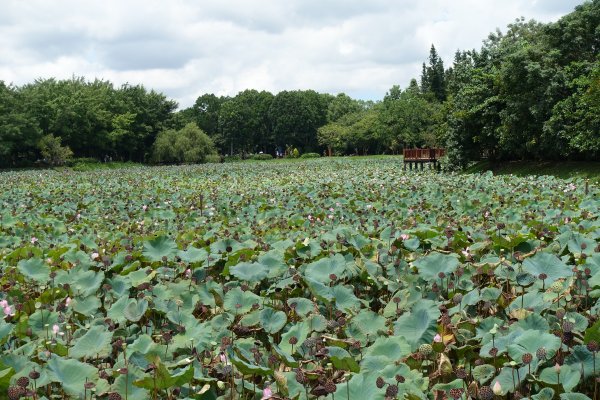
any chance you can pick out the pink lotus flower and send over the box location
[185,269,192,278]
[3,305,14,317]
[65,297,72,307]
[433,334,442,343]
[52,324,60,335]
[400,233,410,240]
[219,352,228,363]
[91,252,99,260]
[0,300,7,309]
[30,237,38,244]
[261,386,272,399]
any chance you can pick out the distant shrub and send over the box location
[38,134,73,166]
[152,123,216,164]
[223,155,242,162]
[252,153,273,160]
[301,152,320,159]
[205,154,222,163]
[66,157,99,167]
[290,148,300,158]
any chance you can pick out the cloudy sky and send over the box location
[0,0,585,108]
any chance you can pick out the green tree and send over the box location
[420,45,447,101]
[326,93,363,122]
[218,90,273,155]
[0,82,41,167]
[269,90,328,152]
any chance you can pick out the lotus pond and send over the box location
[0,158,599,399]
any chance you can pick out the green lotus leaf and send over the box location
[394,308,438,352]
[230,261,269,282]
[539,364,580,392]
[142,235,178,262]
[522,252,571,284]
[223,287,261,314]
[326,346,360,373]
[363,335,412,361]
[113,369,149,400]
[560,394,593,400]
[413,252,459,281]
[507,330,560,371]
[472,364,496,384]
[229,352,272,376]
[287,297,315,317]
[178,246,208,263]
[134,363,194,390]
[332,284,362,312]
[69,325,113,359]
[17,257,50,282]
[304,277,334,303]
[259,308,287,334]
[303,254,347,283]
[46,356,98,398]
[71,270,105,297]
[124,298,149,322]
[280,321,310,353]
[531,387,554,399]
[564,345,600,379]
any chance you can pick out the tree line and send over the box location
[0,0,597,168]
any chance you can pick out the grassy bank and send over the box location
[465,160,600,181]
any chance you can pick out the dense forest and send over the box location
[0,0,598,169]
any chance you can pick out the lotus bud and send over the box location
[433,334,442,343]
[492,381,502,395]
[554,363,561,374]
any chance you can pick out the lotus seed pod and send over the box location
[295,369,306,384]
[108,393,122,400]
[562,321,574,333]
[418,343,433,356]
[550,281,563,293]
[7,386,24,400]
[376,376,385,388]
[478,385,494,400]
[536,347,547,360]
[16,377,29,388]
[522,353,533,364]
[324,380,337,394]
[385,384,398,397]
[450,388,464,399]
[587,341,599,352]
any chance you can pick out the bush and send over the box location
[223,155,242,163]
[252,153,273,160]
[290,148,300,158]
[152,123,216,164]
[205,154,222,163]
[65,157,99,167]
[38,134,73,166]
[300,152,321,159]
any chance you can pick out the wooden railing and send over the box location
[403,148,445,161]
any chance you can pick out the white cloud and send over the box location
[0,0,585,108]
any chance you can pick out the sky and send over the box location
[0,0,586,108]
